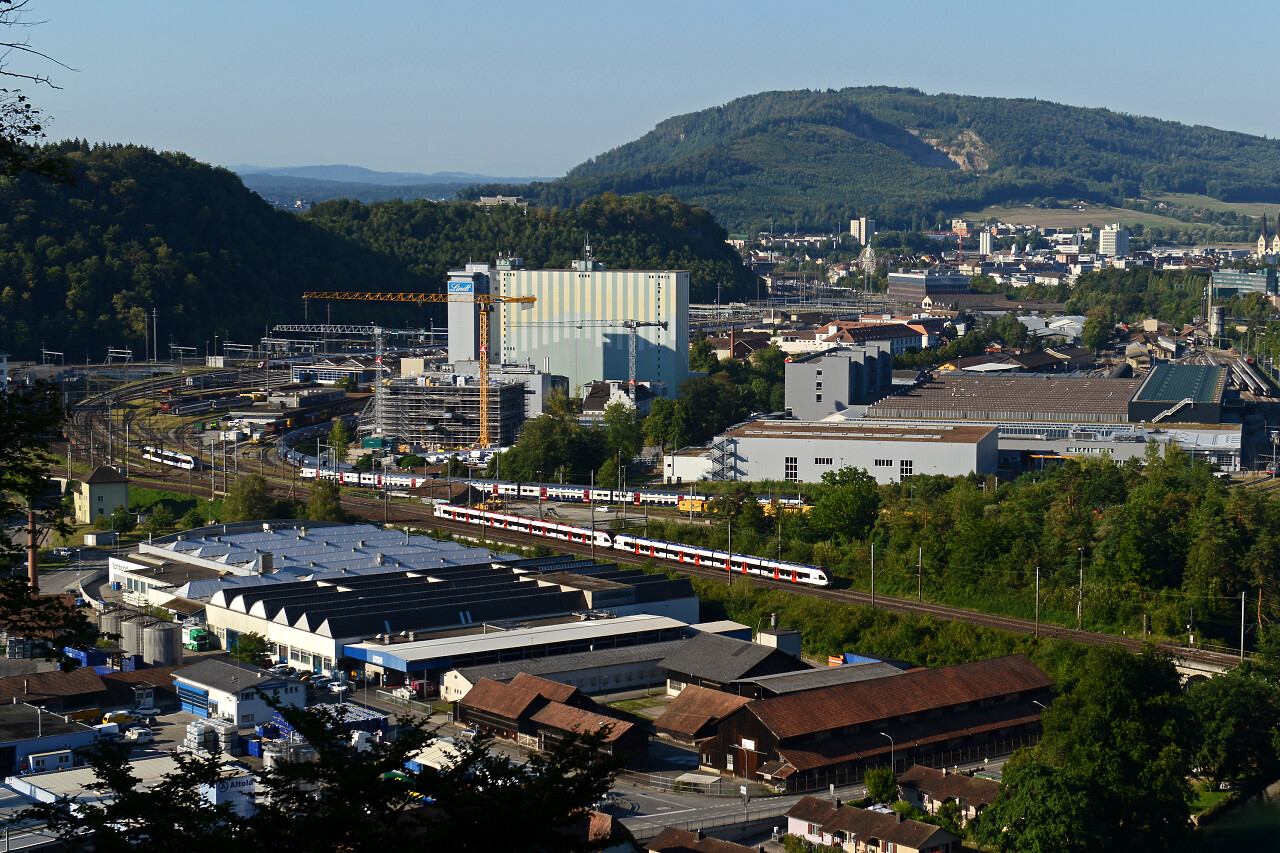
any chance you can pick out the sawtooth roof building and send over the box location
[112,522,698,684]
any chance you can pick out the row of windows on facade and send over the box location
[783,457,914,480]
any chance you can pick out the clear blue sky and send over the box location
[21,0,1279,177]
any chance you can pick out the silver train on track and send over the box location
[433,503,831,587]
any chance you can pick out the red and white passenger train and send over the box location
[433,504,831,587]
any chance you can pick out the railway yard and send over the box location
[57,368,1250,674]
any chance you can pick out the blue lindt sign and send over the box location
[448,281,474,294]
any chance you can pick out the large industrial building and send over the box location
[886,270,971,303]
[863,365,1240,471]
[113,522,699,690]
[1210,268,1277,299]
[869,365,1227,426]
[703,421,998,484]
[491,254,691,395]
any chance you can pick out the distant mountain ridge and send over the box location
[463,86,1280,231]
[231,164,553,185]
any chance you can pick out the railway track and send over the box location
[70,380,1246,671]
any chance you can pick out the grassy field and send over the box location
[961,202,1194,230]
[1152,192,1280,218]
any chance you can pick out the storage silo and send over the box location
[99,606,122,642]
[142,621,184,667]
[120,614,147,656]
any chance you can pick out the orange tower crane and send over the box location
[301,291,536,448]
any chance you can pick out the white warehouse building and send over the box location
[706,421,998,483]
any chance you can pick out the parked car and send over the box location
[328,683,351,695]
[133,706,160,717]
[52,547,74,559]
[124,727,154,744]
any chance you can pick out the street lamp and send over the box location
[879,731,894,772]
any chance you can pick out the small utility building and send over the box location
[172,658,305,727]
[0,703,99,776]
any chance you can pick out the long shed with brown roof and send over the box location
[698,654,1052,790]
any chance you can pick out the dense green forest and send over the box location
[467,87,1280,231]
[0,143,433,360]
[0,144,756,359]
[303,191,756,303]
[635,445,1274,653]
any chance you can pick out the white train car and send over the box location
[433,504,831,587]
[142,445,197,471]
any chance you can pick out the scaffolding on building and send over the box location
[369,378,526,450]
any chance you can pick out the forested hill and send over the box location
[302,192,757,303]
[466,87,1280,231]
[0,143,434,360]
[0,145,756,359]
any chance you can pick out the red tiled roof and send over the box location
[785,796,839,824]
[529,701,634,744]
[509,672,579,705]
[750,655,1052,741]
[654,685,752,738]
[898,765,1001,807]
[822,805,957,850]
[458,678,545,720]
[0,666,106,706]
[647,826,756,853]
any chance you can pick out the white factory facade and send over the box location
[489,254,691,395]
[680,421,998,484]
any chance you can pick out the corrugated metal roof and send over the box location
[348,615,686,662]
[659,632,808,684]
[1133,363,1225,404]
[451,638,687,684]
[745,661,906,695]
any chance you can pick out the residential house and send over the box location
[785,797,961,853]
[897,765,1000,826]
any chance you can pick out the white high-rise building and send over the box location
[850,217,876,245]
[492,254,691,396]
[1098,223,1130,258]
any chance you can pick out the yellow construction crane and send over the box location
[301,291,536,448]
